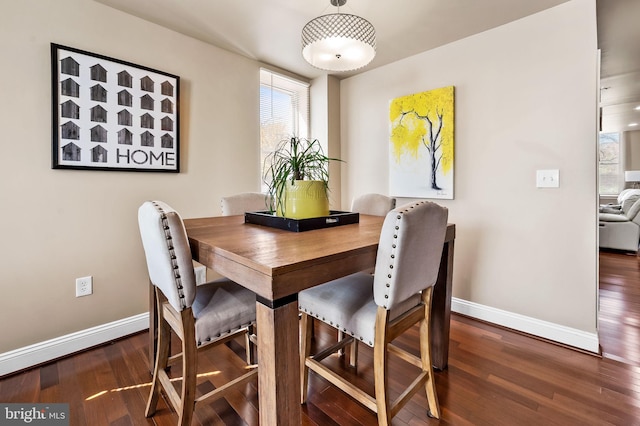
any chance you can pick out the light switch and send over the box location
[536,169,559,188]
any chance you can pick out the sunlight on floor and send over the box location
[85,370,222,401]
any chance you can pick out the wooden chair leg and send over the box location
[349,340,358,367]
[300,313,313,404]
[178,311,197,426]
[146,289,170,418]
[337,329,359,367]
[373,309,392,426]
[421,287,440,419]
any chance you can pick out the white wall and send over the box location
[0,0,262,354]
[340,0,599,348]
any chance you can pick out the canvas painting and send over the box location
[389,86,454,199]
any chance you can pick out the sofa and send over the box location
[599,189,640,252]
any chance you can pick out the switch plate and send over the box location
[536,169,559,188]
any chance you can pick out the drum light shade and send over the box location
[302,8,376,72]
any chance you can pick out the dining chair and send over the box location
[351,193,396,216]
[299,201,448,424]
[220,192,270,216]
[138,201,258,426]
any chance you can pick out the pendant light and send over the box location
[301,0,376,72]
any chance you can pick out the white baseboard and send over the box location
[452,298,600,353]
[0,313,149,377]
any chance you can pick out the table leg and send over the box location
[430,238,455,370]
[256,296,301,425]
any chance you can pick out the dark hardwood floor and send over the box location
[599,250,640,366]
[2,251,639,425]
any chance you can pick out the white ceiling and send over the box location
[94,0,640,133]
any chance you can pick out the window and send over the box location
[599,132,622,195]
[260,69,309,190]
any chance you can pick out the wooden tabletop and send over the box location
[185,214,385,302]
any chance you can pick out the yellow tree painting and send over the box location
[389,86,454,199]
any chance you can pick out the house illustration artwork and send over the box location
[161,81,173,96]
[90,64,107,82]
[161,99,173,114]
[118,90,132,107]
[54,47,178,171]
[141,76,154,92]
[90,84,107,102]
[61,100,79,119]
[91,125,107,142]
[60,57,79,76]
[118,109,132,126]
[61,121,80,139]
[62,142,81,161]
[91,145,107,163]
[91,105,107,123]
[141,113,154,129]
[161,134,174,148]
[141,131,154,147]
[61,78,79,97]
[118,70,132,88]
[118,128,132,145]
[141,94,154,110]
[161,116,173,131]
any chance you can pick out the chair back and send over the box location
[351,193,396,217]
[138,201,197,312]
[221,192,270,216]
[373,201,448,309]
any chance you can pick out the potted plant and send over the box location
[263,136,341,219]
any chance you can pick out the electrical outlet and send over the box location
[76,276,93,297]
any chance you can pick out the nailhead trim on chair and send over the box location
[380,212,403,310]
[300,308,374,346]
[152,201,187,310]
[380,201,427,310]
[197,321,254,346]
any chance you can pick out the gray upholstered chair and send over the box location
[138,201,257,426]
[220,192,270,216]
[299,201,448,424]
[351,193,396,216]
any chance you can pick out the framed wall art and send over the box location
[51,43,180,172]
[389,86,454,199]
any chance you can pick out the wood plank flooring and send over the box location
[599,250,640,366]
[1,251,639,425]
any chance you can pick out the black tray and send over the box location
[245,210,359,232]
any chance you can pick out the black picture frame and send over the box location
[51,43,180,172]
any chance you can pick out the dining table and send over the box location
[170,213,455,425]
